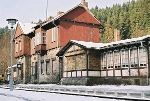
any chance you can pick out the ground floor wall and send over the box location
[17,56,31,84]
[61,77,150,86]
[30,48,60,84]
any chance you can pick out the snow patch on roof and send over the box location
[70,40,104,49]
[18,22,36,34]
[70,34,150,49]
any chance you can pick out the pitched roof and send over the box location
[56,40,103,56]
[41,3,103,28]
[17,22,36,34]
[57,34,150,56]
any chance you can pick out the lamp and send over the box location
[17,63,22,69]
[6,18,18,91]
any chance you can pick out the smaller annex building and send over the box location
[57,35,150,86]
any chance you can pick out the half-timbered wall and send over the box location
[100,46,147,77]
[63,45,87,78]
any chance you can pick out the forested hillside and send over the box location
[91,0,150,42]
[0,27,16,74]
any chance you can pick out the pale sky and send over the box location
[0,0,130,28]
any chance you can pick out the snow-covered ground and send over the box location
[0,87,125,101]
[1,84,150,101]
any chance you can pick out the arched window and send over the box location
[114,50,121,68]
[130,46,138,67]
[121,48,129,68]
[139,47,147,67]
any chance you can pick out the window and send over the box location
[32,37,35,49]
[107,51,113,69]
[139,47,147,67]
[42,32,46,44]
[35,32,41,45]
[130,47,138,67]
[41,61,44,74]
[52,59,56,73]
[46,60,50,75]
[52,28,56,42]
[15,42,18,52]
[114,50,121,68]
[121,48,129,68]
[31,62,35,75]
[37,33,40,45]
[19,40,22,51]
[101,52,107,69]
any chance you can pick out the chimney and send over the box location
[57,11,64,16]
[114,29,120,41]
[46,16,53,21]
[81,0,88,8]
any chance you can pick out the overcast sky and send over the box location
[0,0,130,28]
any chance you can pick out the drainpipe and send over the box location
[52,20,58,48]
[52,20,60,83]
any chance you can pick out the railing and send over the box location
[1,85,150,100]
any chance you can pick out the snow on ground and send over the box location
[0,87,125,101]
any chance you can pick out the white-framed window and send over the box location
[139,46,147,67]
[42,32,46,44]
[130,46,138,67]
[114,50,121,68]
[52,28,56,42]
[121,48,129,68]
[37,33,40,45]
[35,32,42,45]
[15,42,18,52]
[107,51,113,69]
[32,37,35,49]
[19,40,22,51]
[101,52,107,69]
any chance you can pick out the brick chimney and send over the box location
[81,0,88,8]
[114,29,120,41]
[46,16,53,21]
[57,11,64,16]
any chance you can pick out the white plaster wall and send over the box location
[68,72,71,77]
[72,71,76,77]
[115,70,121,76]
[101,71,106,77]
[108,70,113,76]
[140,68,147,76]
[77,71,81,77]
[63,72,67,77]
[88,71,100,76]
[82,71,87,76]
[130,69,138,76]
[122,69,129,76]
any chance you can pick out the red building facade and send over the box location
[14,0,103,84]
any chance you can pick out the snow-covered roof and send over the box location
[70,40,104,49]
[57,34,150,56]
[100,34,150,49]
[18,22,36,34]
